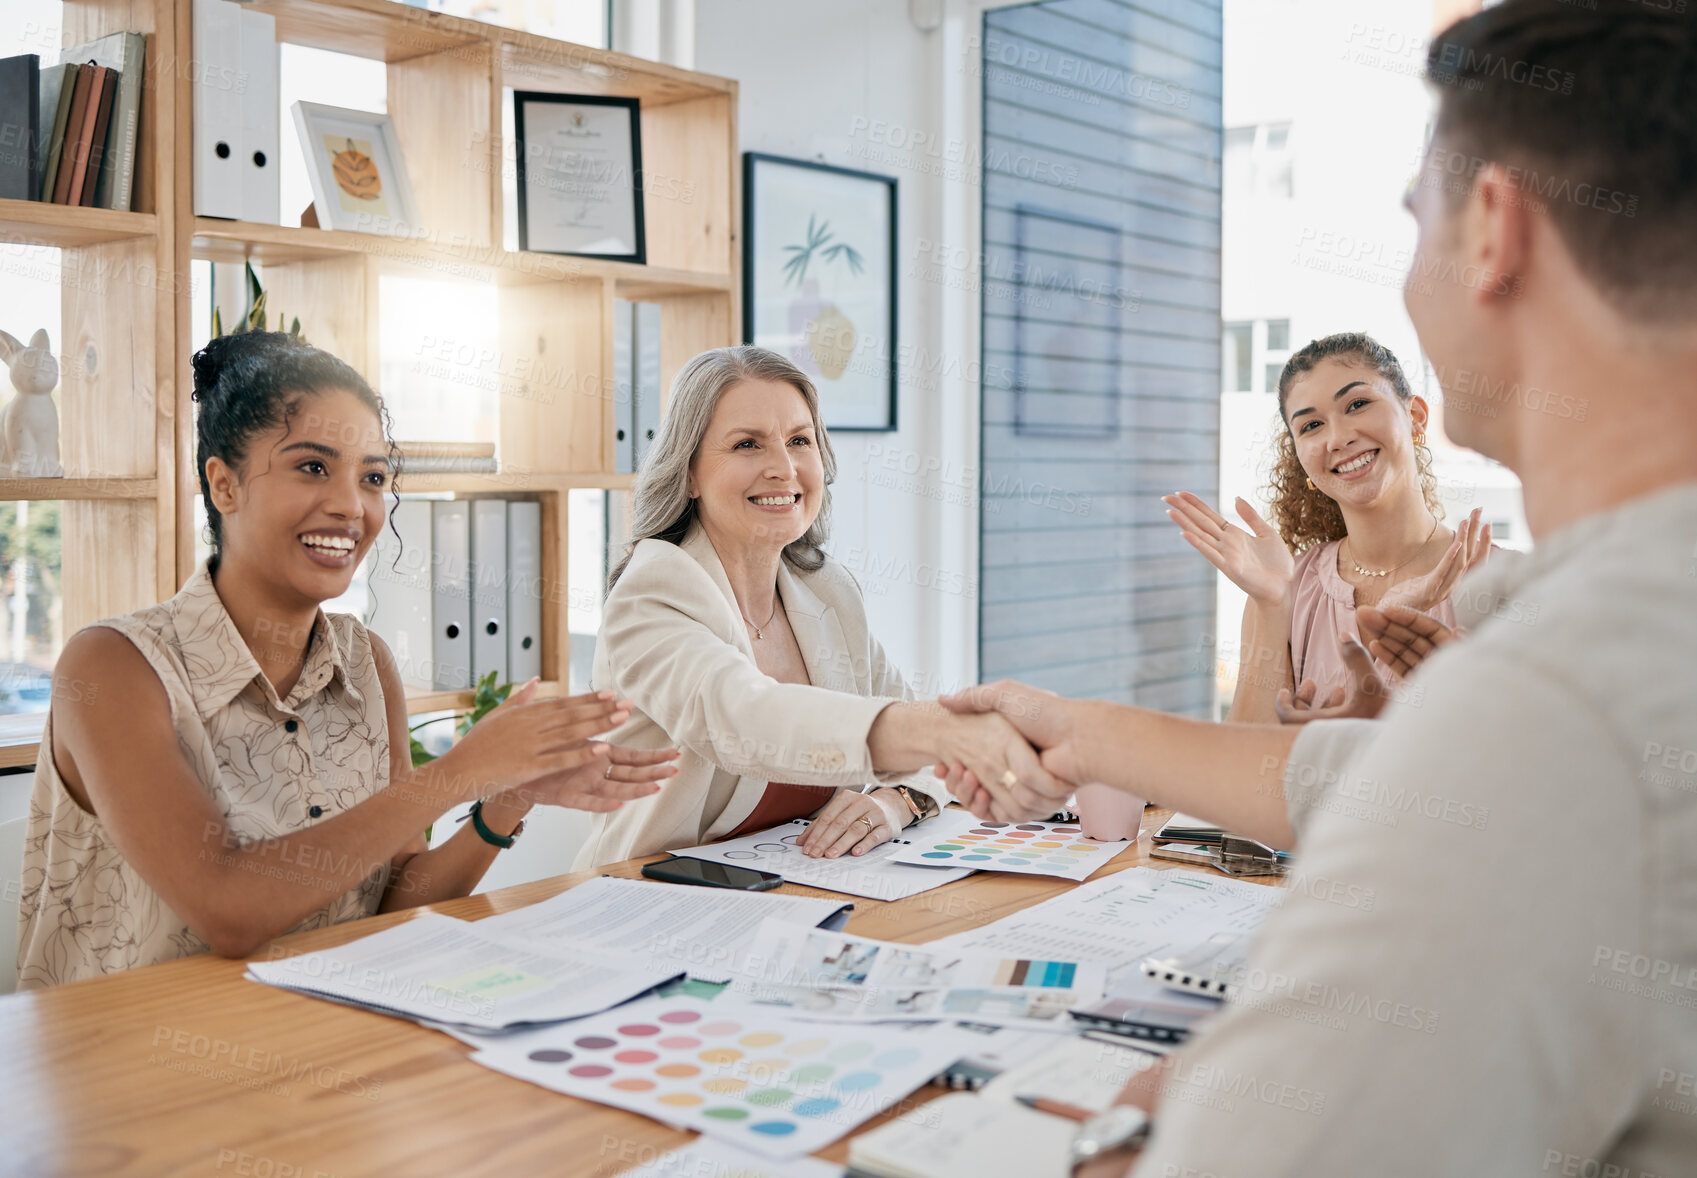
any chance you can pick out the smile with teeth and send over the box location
[1333,450,1378,475]
[749,493,801,506]
[300,533,357,553]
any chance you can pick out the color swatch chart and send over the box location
[889,820,1131,881]
[472,995,973,1158]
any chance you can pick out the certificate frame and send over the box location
[291,101,420,238]
[513,91,646,263]
[742,152,897,432]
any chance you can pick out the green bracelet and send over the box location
[468,800,523,849]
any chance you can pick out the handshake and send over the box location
[869,683,1098,824]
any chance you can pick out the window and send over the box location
[1222,122,1294,200]
[1223,319,1290,394]
[1223,322,1253,393]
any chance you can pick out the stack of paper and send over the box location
[472,875,853,983]
[246,912,681,1032]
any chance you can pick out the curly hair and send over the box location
[1265,332,1443,555]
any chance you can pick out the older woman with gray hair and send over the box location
[572,345,1060,867]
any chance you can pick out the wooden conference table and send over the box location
[0,807,1273,1177]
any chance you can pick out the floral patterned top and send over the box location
[15,565,392,989]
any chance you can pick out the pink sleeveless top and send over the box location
[1287,539,1460,699]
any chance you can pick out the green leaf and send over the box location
[410,734,436,767]
[456,671,513,736]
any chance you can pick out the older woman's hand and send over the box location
[867,699,1073,824]
[933,682,1090,821]
[797,788,909,858]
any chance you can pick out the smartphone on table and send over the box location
[640,855,784,891]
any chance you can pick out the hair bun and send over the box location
[191,332,305,404]
[190,336,236,404]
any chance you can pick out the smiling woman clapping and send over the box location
[15,333,678,989]
[1165,332,1490,722]
[573,345,1059,868]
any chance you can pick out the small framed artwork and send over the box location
[743,153,897,432]
[514,92,645,262]
[290,101,419,237]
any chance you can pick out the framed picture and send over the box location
[514,92,645,262]
[743,153,897,432]
[290,101,419,237]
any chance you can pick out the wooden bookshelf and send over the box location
[0,0,738,765]
[0,199,157,247]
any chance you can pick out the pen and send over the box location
[1015,1094,1096,1122]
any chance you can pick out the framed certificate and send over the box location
[514,92,645,263]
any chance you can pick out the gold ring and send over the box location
[856,816,874,830]
[1000,770,1018,789]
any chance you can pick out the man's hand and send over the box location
[1274,633,1394,723]
[1358,604,1463,680]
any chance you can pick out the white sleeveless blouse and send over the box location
[16,566,392,989]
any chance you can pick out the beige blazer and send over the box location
[572,522,944,868]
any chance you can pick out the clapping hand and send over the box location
[1273,634,1394,723]
[1358,604,1463,681]
[509,743,680,813]
[1163,492,1295,605]
[1377,508,1490,613]
[445,682,633,799]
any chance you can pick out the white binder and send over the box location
[192,0,243,219]
[238,7,279,225]
[613,298,636,473]
[470,499,509,685]
[365,500,433,690]
[507,501,543,682]
[431,501,473,691]
[633,301,663,470]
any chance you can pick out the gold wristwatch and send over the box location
[889,785,938,827]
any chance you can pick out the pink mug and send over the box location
[1074,783,1146,842]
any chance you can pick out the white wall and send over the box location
[695,0,993,699]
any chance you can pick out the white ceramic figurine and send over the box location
[0,329,64,478]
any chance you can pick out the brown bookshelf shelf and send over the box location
[244,0,484,61]
[0,199,156,248]
[0,478,158,502]
[193,220,735,296]
[391,472,636,495]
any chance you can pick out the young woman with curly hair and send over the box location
[1164,332,1490,722]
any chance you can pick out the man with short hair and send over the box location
[943,3,1697,1173]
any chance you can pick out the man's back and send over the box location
[1132,483,1697,1177]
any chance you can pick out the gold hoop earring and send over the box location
[1412,431,1427,447]
[1306,478,1317,491]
